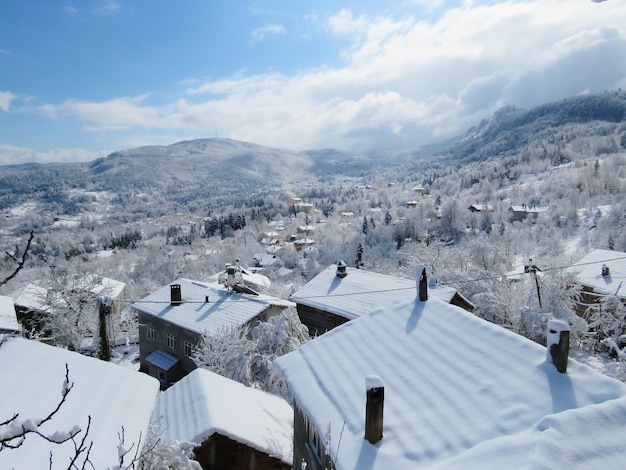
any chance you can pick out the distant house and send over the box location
[293,238,315,252]
[412,185,426,195]
[0,295,20,334]
[508,204,548,222]
[290,263,473,336]
[296,203,315,213]
[0,337,159,469]
[340,211,354,219]
[153,368,293,470]
[468,204,494,212]
[287,197,302,205]
[276,270,626,470]
[133,277,293,389]
[9,276,127,338]
[259,231,284,254]
[567,249,626,314]
[405,200,419,208]
[296,225,316,234]
[253,253,278,268]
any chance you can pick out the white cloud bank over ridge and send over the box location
[6,0,626,163]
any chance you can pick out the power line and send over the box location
[111,254,626,305]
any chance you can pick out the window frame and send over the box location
[183,340,193,358]
[167,333,176,350]
[146,324,156,341]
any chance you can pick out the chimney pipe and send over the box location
[416,264,427,301]
[336,260,348,278]
[365,375,384,444]
[170,284,182,306]
[547,319,569,373]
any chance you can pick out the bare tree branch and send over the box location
[0,230,34,287]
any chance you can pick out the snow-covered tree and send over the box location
[587,295,626,358]
[37,268,118,352]
[192,309,309,395]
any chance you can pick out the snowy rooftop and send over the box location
[290,264,464,320]
[568,249,626,299]
[10,276,126,312]
[132,278,293,335]
[8,283,49,312]
[510,204,549,213]
[0,337,159,469]
[0,295,19,332]
[153,368,293,465]
[276,296,626,469]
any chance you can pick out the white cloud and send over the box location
[0,144,106,165]
[0,92,16,112]
[94,0,120,15]
[251,24,287,43]
[27,0,626,153]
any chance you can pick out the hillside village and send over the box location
[1,92,626,468]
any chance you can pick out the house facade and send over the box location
[290,263,473,336]
[508,204,548,222]
[133,278,293,389]
[153,368,293,470]
[276,270,626,469]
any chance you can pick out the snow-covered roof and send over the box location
[8,283,49,312]
[207,264,272,289]
[568,249,626,299]
[153,368,293,465]
[89,275,127,299]
[254,253,278,267]
[146,349,180,371]
[10,276,126,312]
[276,296,626,469]
[468,204,494,211]
[509,205,548,213]
[0,295,19,333]
[290,264,464,320]
[132,278,293,336]
[0,337,159,469]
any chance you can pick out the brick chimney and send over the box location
[547,319,569,373]
[170,284,182,306]
[365,375,384,444]
[416,264,427,301]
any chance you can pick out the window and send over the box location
[146,324,156,341]
[167,333,176,350]
[184,341,193,358]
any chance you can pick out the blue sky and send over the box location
[1,0,625,165]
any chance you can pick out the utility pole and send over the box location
[525,258,542,308]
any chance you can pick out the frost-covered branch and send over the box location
[0,364,81,452]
